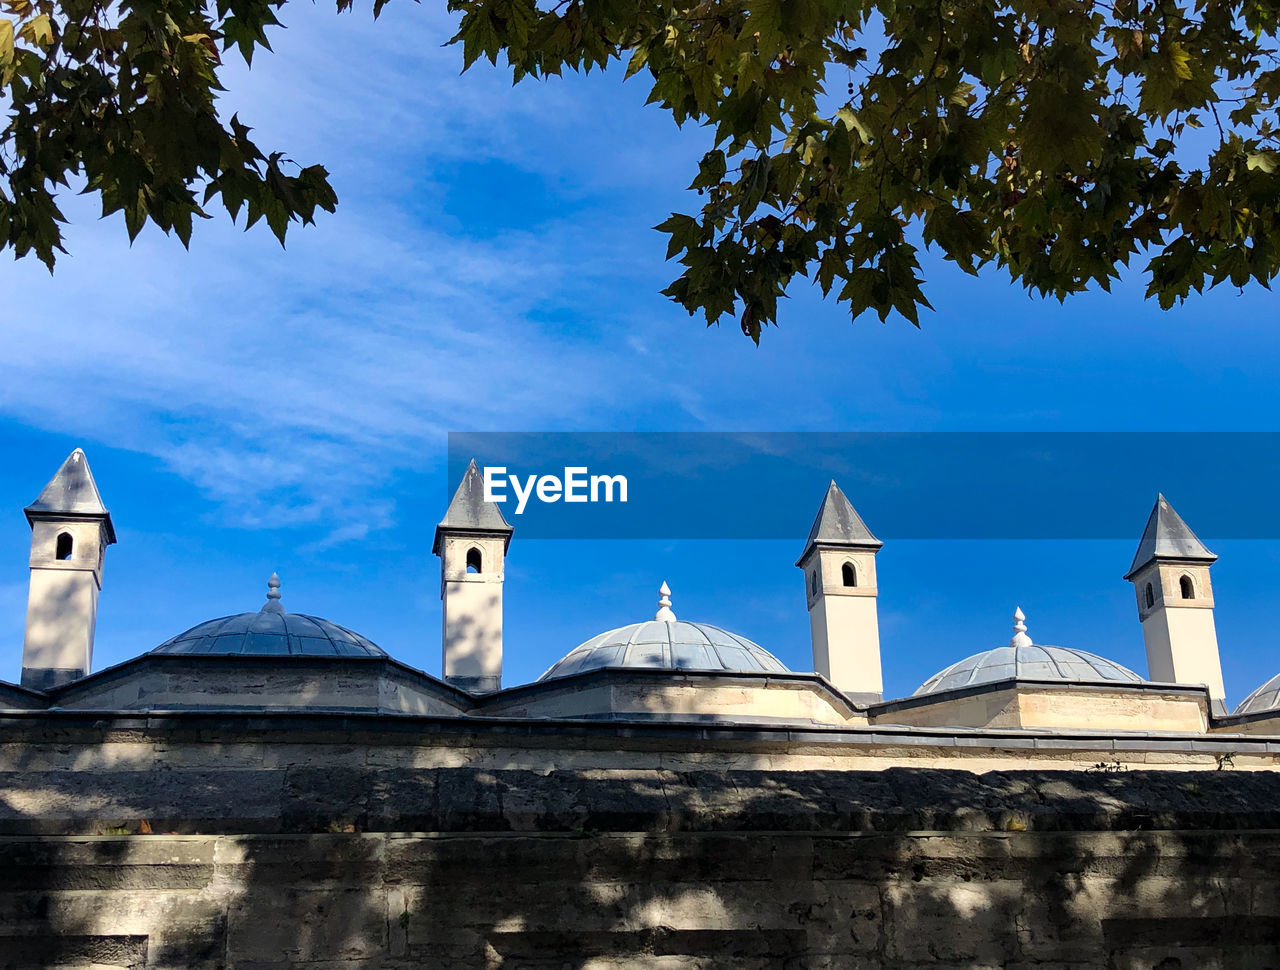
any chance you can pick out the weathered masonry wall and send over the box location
[5,710,1280,789]
[5,826,1280,969]
[4,713,1280,967]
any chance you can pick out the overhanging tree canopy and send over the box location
[3,0,1278,339]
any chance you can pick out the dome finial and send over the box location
[261,572,285,614]
[655,581,676,622]
[1010,606,1032,647]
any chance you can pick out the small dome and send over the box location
[539,620,788,681]
[914,609,1141,695]
[1234,673,1280,715]
[151,575,386,658]
[538,583,788,681]
[915,644,1142,695]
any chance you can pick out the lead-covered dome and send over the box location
[914,608,1141,695]
[538,582,788,681]
[151,575,386,658]
[1234,673,1280,716]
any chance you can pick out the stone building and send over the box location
[4,449,1280,968]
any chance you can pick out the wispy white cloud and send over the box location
[0,0,935,546]
[0,198,637,534]
[0,1,695,540]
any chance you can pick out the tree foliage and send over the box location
[448,0,1280,339]
[0,0,336,267]
[3,0,1279,340]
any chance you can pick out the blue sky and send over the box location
[1,0,1278,705]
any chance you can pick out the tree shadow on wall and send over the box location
[4,729,1280,968]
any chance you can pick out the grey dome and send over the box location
[539,620,789,681]
[152,611,385,657]
[1234,673,1280,715]
[914,644,1142,696]
[151,575,385,658]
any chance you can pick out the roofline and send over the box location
[431,524,513,556]
[43,652,477,706]
[1213,705,1280,727]
[1123,553,1220,581]
[23,507,117,545]
[16,657,1242,729]
[28,654,872,716]
[481,665,869,715]
[0,679,50,704]
[795,540,882,567]
[0,706,1273,748]
[870,676,1212,716]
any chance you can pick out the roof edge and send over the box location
[45,651,477,706]
[477,666,869,715]
[874,677,1212,717]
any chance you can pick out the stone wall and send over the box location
[7,825,1280,969]
[479,672,865,725]
[869,681,1210,733]
[3,713,1280,967]
[49,656,472,717]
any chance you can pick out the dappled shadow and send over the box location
[19,572,90,691]
[2,719,1280,966]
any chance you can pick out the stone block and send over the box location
[0,934,148,969]
[0,769,284,834]
[881,878,1024,964]
[0,836,215,891]
[214,834,385,887]
[227,888,388,963]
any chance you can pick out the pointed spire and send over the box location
[796,480,880,565]
[432,459,514,555]
[1009,607,1032,648]
[261,573,285,614]
[25,448,116,543]
[654,581,676,622]
[1124,493,1216,579]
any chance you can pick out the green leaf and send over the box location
[18,12,51,46]
[737,154,771,222]
[624,44,648,80]
[1246,152,1277,174]
[835,105,870,143]
[655,213,698,259]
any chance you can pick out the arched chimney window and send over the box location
[1180,575,1195,600]
[841,562,857,587]
[1145,582,1155,609]
[466,547,482,574]
[55,532,73,561]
